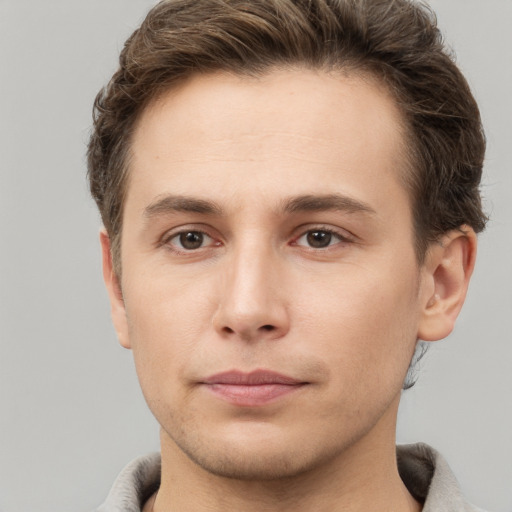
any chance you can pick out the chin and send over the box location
[166,420,353,482]
[179,441,322,481]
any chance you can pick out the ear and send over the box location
[100,229,131,349]
[417,226,477,342]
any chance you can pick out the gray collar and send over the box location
[96,443,485,512]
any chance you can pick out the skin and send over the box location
[101,69,476,512]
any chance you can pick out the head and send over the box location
[87,0,485,482]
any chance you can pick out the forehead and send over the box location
[128,68,410,218]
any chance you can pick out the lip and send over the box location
[201,370,307,406]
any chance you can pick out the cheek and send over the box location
[123,275,216,395]
[126,267,215,340]
[294,261,421,387]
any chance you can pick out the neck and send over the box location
[151,396,421,512]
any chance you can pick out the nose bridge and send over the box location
[232,237,272,305]
[214,235,288,340]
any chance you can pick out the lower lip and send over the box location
[204,383,305,406]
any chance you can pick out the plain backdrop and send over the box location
[0,1,510,511]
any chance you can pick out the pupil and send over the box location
[180,231,203,249]
[307,231,331,248]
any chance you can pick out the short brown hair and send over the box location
[87,0,486,274]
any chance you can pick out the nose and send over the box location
[212,242,290,342]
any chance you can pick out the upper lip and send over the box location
[202,369,303,385]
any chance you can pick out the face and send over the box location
[106,69,439,479]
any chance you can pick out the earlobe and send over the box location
[418,226,477,342]
[100,229,132,349]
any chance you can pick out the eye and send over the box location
[295,229,346,249]
[166,230,214,251]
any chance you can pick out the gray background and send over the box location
[0,1,510,511]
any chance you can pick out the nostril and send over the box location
[217,324,280,337]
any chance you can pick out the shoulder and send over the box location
[94,453,161,512]
[397,443,488,512]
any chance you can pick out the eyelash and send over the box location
[160,228,219,254]
[160,225,354,254]
[291,226,353,250]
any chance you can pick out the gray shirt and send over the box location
[95,443,485,511]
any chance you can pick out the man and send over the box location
[88,0,487,510]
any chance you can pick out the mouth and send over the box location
[201,369,308,407]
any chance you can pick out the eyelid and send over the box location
[159,224,221,252]
[291,224,356,246]
[157,223,356,254]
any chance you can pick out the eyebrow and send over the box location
[282,194,376,216]
[143,192,376,219]
[144,195,223,218]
